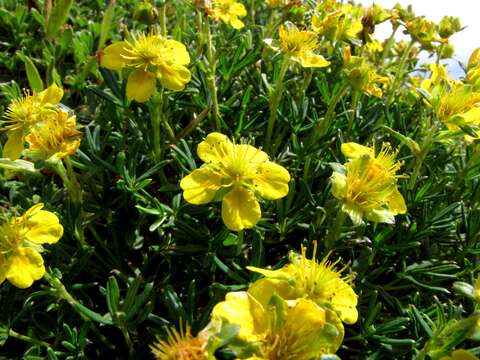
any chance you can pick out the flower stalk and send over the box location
[205,16,221,131]
[265,56,290,152]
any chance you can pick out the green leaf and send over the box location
[98,0,116,50]
[19,54,43,92]
[45,0,74,40]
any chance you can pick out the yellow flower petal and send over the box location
[341,142,374,158]
[0,253,6,286]
[330,171,346,200]
[231,2,247,17]
[299,52,330,68]
[126,69,156,102]
[328,281,359,324]
[247,277,298,307]
[235,144,269,164]
[252,161,290,200]
[158,63,191,91]
[39,83,63,105]
[163,40,190,65]
[23,204,64,245]
[387,188,407,215]
[221,186,261,231]
[211,291,267,342]
[180,167,223,205]
[3,129,24,160]
[6,247,45,288]
[197,132,234,164]
[229,17,245,29]
[101,41,131,70]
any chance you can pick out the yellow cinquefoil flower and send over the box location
[150,325,209,360]
[247,242,358,324]
[101,33,191,102]
[211,292,344,358]
[180,133,290,231]
[212,0,247,29]
[343,48,389,97]
[25,109,82,162]
[0,204,63,288]
[467,48,480,85]
[432,82,480,142]
[265,0,288,9]
[2,83,63,160]
[440,350,480,360]
[265,22,330,68]
[420,63,450,92]
[312,1,363,42]
[330,142,407,225]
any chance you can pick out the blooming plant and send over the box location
[0,0,479,358]
[180,132,290,231]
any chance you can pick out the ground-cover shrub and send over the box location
[0,0,480,358]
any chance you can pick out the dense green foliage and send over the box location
[0,0,479,359]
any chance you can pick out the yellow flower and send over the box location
[420,63,450,92]
[265,22,330,68]
[211,291,344,358]
[25,109,82,162]
[265,0,288,9]
[2,83,63,160]
[150,325,209,360]
[212,0,247,29]
[101,33,191,101]
[180,133,290,231]
[330,142,407,225]
[312,3,363,42]
[433,82,480,142]
[0,204,63,288]
[247,242,358,324]
[343,48,389,97]
[467,48,480,85]
[440,350,480,360]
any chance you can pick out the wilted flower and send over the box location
[343,47,389,97]
[0,204,63,288]
[101,33,191,101]
[211,291,344,358]
[330,142,407,224]
[25,109,82,162]
[247,242,358,324]
[180,132,290,231]
[150,325,209,360]
[265,22,330,68]
[211,0,247,29]
[2,83,63,160]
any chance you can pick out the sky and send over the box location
[356,0,480,77]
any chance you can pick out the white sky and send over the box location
[357,0,480,76]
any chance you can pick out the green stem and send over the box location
[348,90,361,135]
[205,17,221,131]
[325,208,346,251]
[386,40,414,106]
[380,24,399,65]
[408,127,435,189]
[149,91,175,160]
[237,230,244,255]
[265,56,289,152]
[159,4,167,36]
[313,82,349,141]
[8,329,52,348]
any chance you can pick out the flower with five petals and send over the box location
[101,33,191,102]
[0,204,63,288]
[180,133,290,231]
